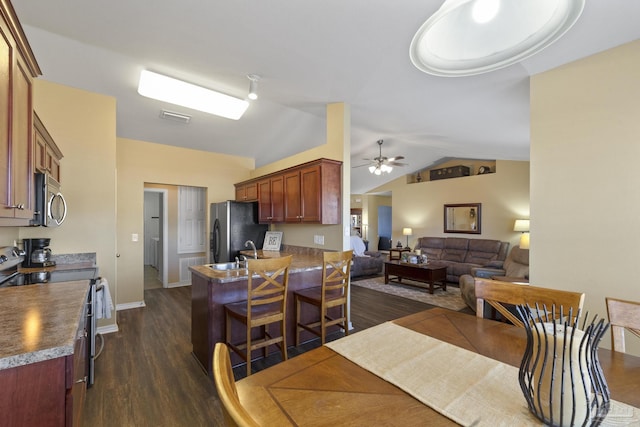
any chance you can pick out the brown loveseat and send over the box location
[414,237,509,283]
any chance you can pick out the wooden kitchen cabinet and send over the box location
[258,175,284,223]
[234,181,258,201]
[284,160,341,224]
[234,158,342,225]
[0,0,41,225]
[34,112,64,182]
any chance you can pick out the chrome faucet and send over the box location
[235,255,248,269]
[245,240,258,259]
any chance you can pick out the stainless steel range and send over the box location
[0,246,25,287]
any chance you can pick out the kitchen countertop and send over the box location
[18,261,97,274]
[189,251,325,283]
[0,280,90,370]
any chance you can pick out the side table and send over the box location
[389,248,411,261]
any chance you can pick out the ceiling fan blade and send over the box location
[387,155,405,162]
[353,163,374,169]
[388,161,407,167]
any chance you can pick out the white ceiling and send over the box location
[13,1,640,194]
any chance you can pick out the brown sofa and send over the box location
[459,245,530,311]
[414,237,509,283]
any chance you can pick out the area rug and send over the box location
[352,276,467,311]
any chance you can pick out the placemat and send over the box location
[326,322,640,426]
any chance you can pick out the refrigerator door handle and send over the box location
[213,218,221,263]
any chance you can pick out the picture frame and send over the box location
[263,231,283,251]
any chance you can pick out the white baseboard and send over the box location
[116,301,146,311]
[167,281,191,288]
[97,323,119,334]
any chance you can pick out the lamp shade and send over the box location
[409,0,585,77]
[513,219,530,232]
[402,228,413,236]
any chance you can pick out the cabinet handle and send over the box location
[7,204,25,210]
[75,376,88,384]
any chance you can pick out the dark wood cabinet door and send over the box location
[300,165,321,223]
[270,175,284,222]
[257,178,272,222]
[284,171,301,222]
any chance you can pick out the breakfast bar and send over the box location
[190,249,337,375]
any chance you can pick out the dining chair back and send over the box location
[474,278,585,328]
[225,255,293,376]
[295,250,353,345]
[212,343,260,427]
[606,297,640,353]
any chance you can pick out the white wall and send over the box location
[531,39,640,355]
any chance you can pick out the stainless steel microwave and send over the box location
[32,173,67,227]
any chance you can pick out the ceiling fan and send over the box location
[355,140,406,175]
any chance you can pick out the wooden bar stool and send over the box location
[225,255,293,377]
[294,250,353,345]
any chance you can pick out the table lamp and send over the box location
[402,228,413,249]
[513,219,530,249]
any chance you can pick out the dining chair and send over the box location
[225,255,293,376]
[605,297,640,353]
[474,278,585,328]
[212,343,260,427]
[294,250,353,345]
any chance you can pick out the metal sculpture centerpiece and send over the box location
[516,304,610,427]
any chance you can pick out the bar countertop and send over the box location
[0,280,90,370]
[189,251,325,283]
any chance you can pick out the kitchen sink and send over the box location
[206,262,244,271]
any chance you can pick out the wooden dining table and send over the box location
[235,308,640,426]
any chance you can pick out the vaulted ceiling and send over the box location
[13,1,640,193]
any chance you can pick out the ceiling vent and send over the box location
[159,109,192,124]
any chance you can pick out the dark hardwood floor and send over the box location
[83,282,439,426]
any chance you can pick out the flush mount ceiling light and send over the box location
[409,0,585,77]
[138,70,249,120]
[247,74,261,100]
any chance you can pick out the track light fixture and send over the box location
[247,74,261,100]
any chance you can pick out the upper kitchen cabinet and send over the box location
[234,181,258,202]
[284,160,341,224]
[257,175,284,223]
[34,113,64,182]
[0,0,42,225]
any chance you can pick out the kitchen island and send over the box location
[190,249,338,375]
[0,281,91,426]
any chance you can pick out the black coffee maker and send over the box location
[22,238,56,268]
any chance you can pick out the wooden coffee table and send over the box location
[384,261,447,294]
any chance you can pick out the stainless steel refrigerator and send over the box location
[210,201,268,263]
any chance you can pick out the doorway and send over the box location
[144,189,168,289]
[378,205,392,250]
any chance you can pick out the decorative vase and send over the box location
[516,304,610,427]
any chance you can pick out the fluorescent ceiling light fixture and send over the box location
[409,0,585,77]
[138,70,249,120]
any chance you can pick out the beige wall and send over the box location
[531,40,640,355]
[368,160,530,249]
[116,138,255,305]
[22,80,118,329]
[251,103,349,251]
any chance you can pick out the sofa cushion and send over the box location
[503,246,529,278]
[416,237,445,260]
[464,239,503,264]
[441,238,469,262]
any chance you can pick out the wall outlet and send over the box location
[131,233,139,242]
[314,235,324,245]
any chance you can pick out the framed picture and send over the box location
[263,231,283,251]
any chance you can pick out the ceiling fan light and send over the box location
[369,165,377,173]
[374,168,382,176]
[409,0,585,77]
